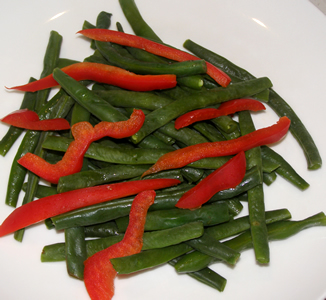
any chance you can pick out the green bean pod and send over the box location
[64,226,87,279]
[183,39,322,170]
[110,243,193,274]
[131,77,272,143]
[115,201,230,232]
[261,146,309,190]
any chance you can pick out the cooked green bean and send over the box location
[261,146,309,190]
[185,233,240,265]
[57,164,151,193]
[183,39,322,170]
[175,211,323,273]
[131,77,272,143]
[64,226,87,279]
[0,77,37,156]
[115,201,230,232]
[51,184,193,230]
[239,110,269,264]
[41,222,204,262]
[110,243,193,274]
[168,257,227,292]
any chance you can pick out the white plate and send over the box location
[0,1,325,299]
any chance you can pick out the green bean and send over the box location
[225,198,244,217]
[263,171,277,186]
[131,77,272,143]
[64,226,87,279]
[41,222,203,262]
[34,31,62,112]
[177,75,204,90]
[84,221,119,238]
[93,89,173,110]
[51,184,193,230]
[204,209,291,241]
[5,131,39,207]
[192,122,226,142]
[115,201,230,232]
[180,167,204,183]
[183,39,322,170]
[186,233,240,265]
[95,40,207,76]
[158,121,209,146]
[261,146,309,190]
[211,115,239,134]
[118,0,162,41]
[57,164,151,193]
[53,68,128,123]
[168,258,227,292]
[175,211,321,273]
[110,243,193,275]
[0,77,37,156]
[22,183,57,198]
[14,92,75,241]
[239,110,269,264]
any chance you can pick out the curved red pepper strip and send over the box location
[18,109,145,184]
[0,179,179,238]
[84,190,156,300]
[176,151,246,209]
[1,108,71,131]
[6,62,177,92]
[142,116,291,177]
[174,99,266,129]
[77,29,231,88]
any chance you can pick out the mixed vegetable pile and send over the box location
[0,0,324,299]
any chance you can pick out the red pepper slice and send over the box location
[6,62,177,92]
[0,179,179,237]
[1,108,71,131]
[174,99,266,129]
[84,190,156,300]
[77,29,231,88]
[175,151,246,209]
[18,109,145,184]
[142,116,291,177]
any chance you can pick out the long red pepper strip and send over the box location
[1,108,71,131]
[0,179,179,237]
[176,151,246,209]
[77,29,231,88]
[18,109,145,184]
[84,190,156,300]
[6,62,177,92]
[142,116,291,177]
[174,99,266,129]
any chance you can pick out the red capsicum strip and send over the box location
[142,116,291,177]
[1,108,71,131]
[84,190,156,300]
[175,151,246,209]
[77,29,231,88]
[18,109,145,184]
[174,98,266,129]
[6,62,177,92]
[0,179,179,237]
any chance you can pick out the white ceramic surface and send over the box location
[0,1,325,299]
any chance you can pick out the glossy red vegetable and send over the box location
[6,62,177,92]
[175,151,246,209]
[0,179,179,237]
[142,116,291,177]
[1,108,71,131]
[84,190,156,300]
[174,98,266,129]
[78,29,231,88]
[18,109,145,184]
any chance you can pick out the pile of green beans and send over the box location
[0,0,324,296]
